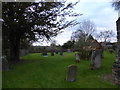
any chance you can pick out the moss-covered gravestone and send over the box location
[66,65,77,82]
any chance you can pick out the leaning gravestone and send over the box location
[66,64,77,82]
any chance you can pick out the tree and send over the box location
[72,30,94,50]
[62,40,75,49]
[77,19,96,41]
[71,19,96,49]
[112,0,120,10]
[2,1,80,62]
[71,20,95,59]
[96,30,115,42]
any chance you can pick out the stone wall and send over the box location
[112,17,120,86]
[116,17,120,59]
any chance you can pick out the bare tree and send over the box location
[77,19,96,41]
[112,0,120,10]
[71,19,96,42]
[50,40,57,47]
[96,30,116,42]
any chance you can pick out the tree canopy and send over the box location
[2,1,80,62]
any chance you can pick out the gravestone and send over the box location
[66,65,77,82]
[91,49,103,70]
[67,49,71,53]
[42,52,48,57]
[60,51,63,56]
[2,56,9,71]
[75,53,80,63]
[51,52,54,56]
[55,51,58,54]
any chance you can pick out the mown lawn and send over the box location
[2,52,118,88]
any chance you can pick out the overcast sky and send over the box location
[33,0,118,46]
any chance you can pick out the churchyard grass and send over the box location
[2,52,118,88]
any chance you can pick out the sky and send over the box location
[33,0,118,46]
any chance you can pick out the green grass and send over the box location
[2,52,118,88]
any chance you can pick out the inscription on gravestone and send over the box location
[66,65,77,82]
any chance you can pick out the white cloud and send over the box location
[33,0,118,46]
[55,29,73,45]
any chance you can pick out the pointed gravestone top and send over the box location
[66,64,77,82]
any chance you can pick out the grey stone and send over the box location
[67,49,71,53]
[75,53,80,63]
[91,49,103,70]
[66,65,77,82]
[60,52,63,56]
[51,52,54,56]
[42,52,48,57]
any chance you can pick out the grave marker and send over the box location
[66,64,77,82]
[91,49,102,70]
[51,52,54,56]
[60,51,63,56]
[75,52,80,63]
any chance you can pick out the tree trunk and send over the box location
[9,31,20,63]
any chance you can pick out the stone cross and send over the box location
[66,65,77,82]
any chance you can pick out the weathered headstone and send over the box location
[66,65,77,82]
[55,51,58,54]
[60,52,63,56]
[75,53,80,63]
[67,49,71,53]
[42,52,48,57]
[51,52,54,56]
[91,49,103,70]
